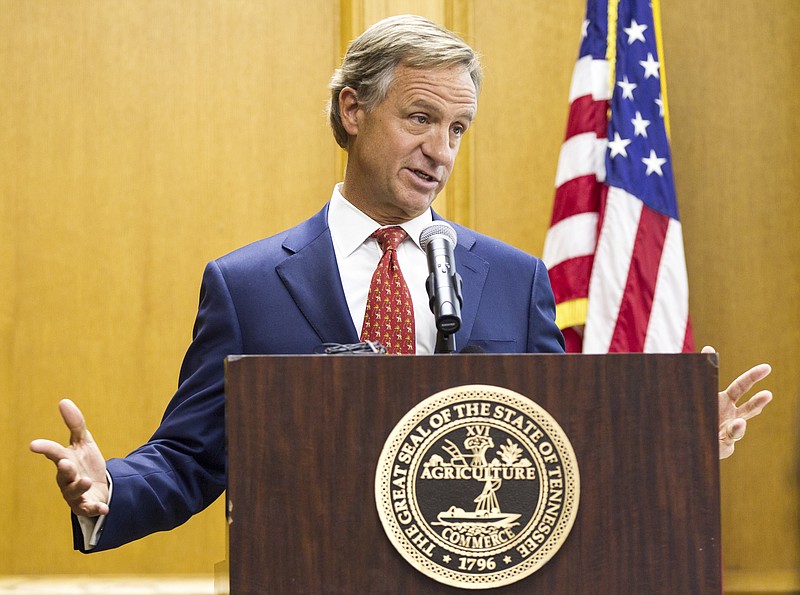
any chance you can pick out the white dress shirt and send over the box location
[328,184,438,355]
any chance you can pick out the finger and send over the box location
[719,419,746,461]
[724,364,772,404]
[719,438,735,459]
[76,500,110,518]
[720,418,746,443]
[735,390,773,420]
[30,439,72,465]
[61,477,94,503]
[55,459,81,489]
[58,399,90,445]
[53,460,106,514]
[62,482,110,517]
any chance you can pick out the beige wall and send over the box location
[2,0,797,589]
[1,0,339,575]
[662,3,800,590]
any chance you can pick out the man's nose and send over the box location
[422,126,455,167]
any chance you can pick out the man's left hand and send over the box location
[703,346,773,459]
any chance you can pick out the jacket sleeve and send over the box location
[527,258,566,354]
[75,260,241,552]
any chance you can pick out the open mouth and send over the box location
[411,169,436,183]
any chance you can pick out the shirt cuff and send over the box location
[76,471,113,550]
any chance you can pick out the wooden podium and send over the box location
[223,353,720,593]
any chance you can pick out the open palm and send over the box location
[30,399,110,517]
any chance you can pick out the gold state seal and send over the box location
[375,384,580,589]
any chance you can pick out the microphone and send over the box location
[419,222,462,337]
[460,345,485,354]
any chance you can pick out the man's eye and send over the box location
[413,115,428,124]
[452,125,464,136]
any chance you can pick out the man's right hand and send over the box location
[30,399,110,517]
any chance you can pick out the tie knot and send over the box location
[372,226,408,253]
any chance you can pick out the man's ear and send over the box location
[338,87,361,136]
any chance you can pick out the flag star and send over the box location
[581,19,589,38]
[616,75,637,100]
[639,52,660,79]
[642,149,667,176]
[623,19,648,44]
[608,132,632,158]
[631,111,651,137]
[655,94,664,117]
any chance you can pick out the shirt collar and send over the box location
[328,183,433,257]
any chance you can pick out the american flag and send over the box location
[543,0,694,353]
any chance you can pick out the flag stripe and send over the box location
[682,318,695,352]
[547,256,595,304]
[561,327,584,353]
[565,95,610,139]
[550,174,605,225]
[582,187,641,353]
[568,55,612,103]
[643,218,691,352]
[608,205,669,352]
[542,212,598,269]
[555,133,607,188]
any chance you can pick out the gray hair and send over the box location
[328,14,482,149]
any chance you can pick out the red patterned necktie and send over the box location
[360,226,416,354]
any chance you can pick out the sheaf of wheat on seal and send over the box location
[375,384,580,590]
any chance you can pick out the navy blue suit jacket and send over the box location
[77,204,564,551]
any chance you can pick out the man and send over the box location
[30,15,772,553]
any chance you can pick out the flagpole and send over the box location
[607,0,619,100]
[651,0,672,139]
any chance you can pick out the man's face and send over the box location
[340,64,477,225]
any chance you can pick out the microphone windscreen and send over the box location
[419,222,457,250]
[460,345,486,354]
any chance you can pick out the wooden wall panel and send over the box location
[1,0,338,574]
[470,1,585,255]
[661,1,800,590]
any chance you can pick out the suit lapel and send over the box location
[431,214,489,347]
[276,207,360,345]
[452,233,488,347]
